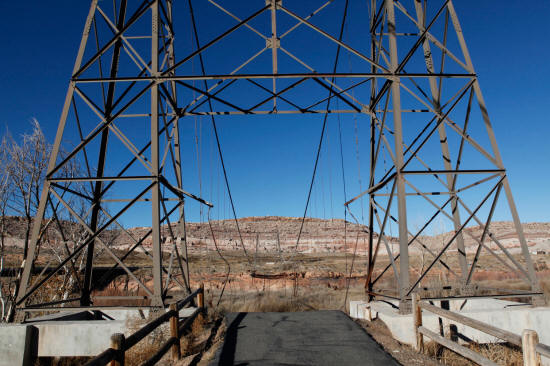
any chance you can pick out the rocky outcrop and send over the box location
[121,218,550,256]
[3,215,550,256]
[122,216,375,254]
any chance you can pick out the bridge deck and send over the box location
[210,310,400,366]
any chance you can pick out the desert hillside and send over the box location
[3,216,549,256]
[131,217,550,256]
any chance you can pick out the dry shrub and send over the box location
[534,260,548,271]
[205,305,225,323]
[179,311,207,355]
[196,319,227,365]
[423,340,523,366]
[180,323,201,356]
[209,279,366,314]
[191,312,206,335]
[123,312,170,366]
[180,335,193,356]
[540,276,550,303]
[92,278,151,306]
[125,340,162,366]
[237,292,303,313]
[472,270,520,282]
[469,268,550,304]
[473,343,523,366]
[177,309,223,360]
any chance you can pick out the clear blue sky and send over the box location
[0,1,549,228]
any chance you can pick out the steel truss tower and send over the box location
[15,0,212,315]
[15,0,542,315]
[346,0,543,311]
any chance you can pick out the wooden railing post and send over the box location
[169,303,181,360]
[110,333,125,366]
[522,329,541,366]
[366,304,373,321]
[412,293,423,352]
[198,283,205,309]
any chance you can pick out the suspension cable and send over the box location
[194,116,203,222]
[337,99,349,275]
[327,128,334,219]
[207,208,230,307]
[295,0,350,251]
[188,0,251,264]
[343,206,363,308]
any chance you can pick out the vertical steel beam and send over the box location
[165,0,190,293]
[446,1,540,293]
[413,1,468,283]
[270,0,279,111]
[82,0,128,306]
[151,0,164,307]
[385,0,410,311]
[15,0,100,313]
[367,0,377,301]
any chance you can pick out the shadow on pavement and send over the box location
[216,312,248,365]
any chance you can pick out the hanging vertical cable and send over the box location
[295,0,350,251]
[188,0,251,264]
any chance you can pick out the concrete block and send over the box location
[100,308,149,321]
[31,307,199,357]
[99,306,196,321]
[26,310,97,323]
[179,307,197,318]
[0,324,38,366]
[349,300,368,319]
[352,299,550,366]
[35,320,127,357]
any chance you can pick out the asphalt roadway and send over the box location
[209,310,400,366]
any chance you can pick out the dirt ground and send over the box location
[356,318,443,366]
[11,247,548,366]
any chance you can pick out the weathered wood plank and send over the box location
[179,308,202,334]
[83,348,116,366]
[522,330,541,366]
[419,301,522,346]
[536,342,550,359]
[412,293,423,351]
[418,326,499,366]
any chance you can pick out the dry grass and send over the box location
[123,309,213,366]
[424,341,523,366]
[125,340,163,366]
[93,283,151,306]
[180,312,207,356]
[9,249,550,366]
[205,280,367,314]
[124,314,170,366]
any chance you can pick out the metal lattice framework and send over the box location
[16,0,205,313]
[345,0,542,311]
[15,0,542,315]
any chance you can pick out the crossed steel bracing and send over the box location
[346,0,542,311]
[16,0,542,314]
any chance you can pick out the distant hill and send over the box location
[3,216,549,256]
[109,217,550,256]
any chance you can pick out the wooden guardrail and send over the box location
[412,293,550,366]
[84,283,205,366]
